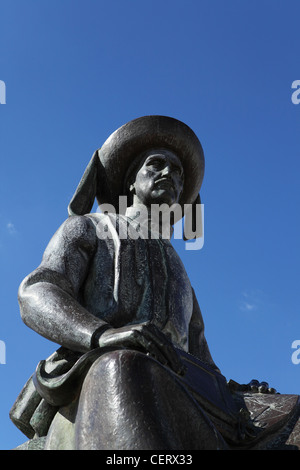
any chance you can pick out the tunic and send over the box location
[10,210,218,441]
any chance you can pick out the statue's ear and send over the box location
[68,150,100,216]
[183,193,203,240]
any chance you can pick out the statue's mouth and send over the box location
[154,177,173,187]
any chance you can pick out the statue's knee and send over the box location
[86,349,153,385]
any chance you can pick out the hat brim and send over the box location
[97,115,205,209]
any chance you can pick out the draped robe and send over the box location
[10,211,221,448]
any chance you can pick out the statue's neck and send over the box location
[125,205,173,240]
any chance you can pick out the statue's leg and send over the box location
[75,349,228,450]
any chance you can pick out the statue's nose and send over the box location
[161,165,171,176]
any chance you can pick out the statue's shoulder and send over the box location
[43,215,99,257]
[57,214,96,240]
[67,212,147,245]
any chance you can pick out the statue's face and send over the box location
[132,148,184,207]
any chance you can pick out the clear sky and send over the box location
[0,0,300,450]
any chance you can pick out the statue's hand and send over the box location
[228,378,278,394]
[247,379,277,394]
[98,323,185,375]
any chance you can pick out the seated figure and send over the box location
[10,116,300,450]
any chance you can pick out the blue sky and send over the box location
[0,0,300,449]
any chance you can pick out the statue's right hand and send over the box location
[98,323,185,375]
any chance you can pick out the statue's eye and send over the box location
[147,158,164,169]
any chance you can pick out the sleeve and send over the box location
[18,215,110,353]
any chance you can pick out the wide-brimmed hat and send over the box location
[68,115,205,219]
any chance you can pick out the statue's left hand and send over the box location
[247,379,277,394]
[98,323,185,376]
[228,378,278,394]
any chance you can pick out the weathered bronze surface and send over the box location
[10,116,300,450]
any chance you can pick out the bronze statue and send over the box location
[10,116,300,450]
